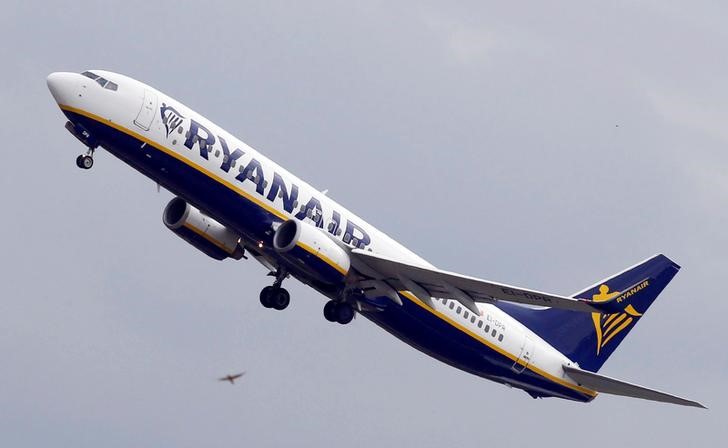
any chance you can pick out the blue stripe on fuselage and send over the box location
[63,108,593,402]
[363,295,593,401]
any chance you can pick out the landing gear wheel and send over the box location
[323,301,337,322]
[334,303,355,325]
[259,286,275,308]
[271,288,290,310]
[76,154,93,170]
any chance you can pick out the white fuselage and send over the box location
[47,70,593,401]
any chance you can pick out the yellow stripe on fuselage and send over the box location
[60,105,288,222]
[398,291,598,398]
[61,104,595,398]
[295,241,348,276]
[61,104,345,275]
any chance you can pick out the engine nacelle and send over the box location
[273,219,351,283]
[163,197,244,261]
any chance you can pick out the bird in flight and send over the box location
[218,372,246,384]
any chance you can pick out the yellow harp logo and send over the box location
[591,284,646,355]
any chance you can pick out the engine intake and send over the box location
[273,219,350,282]
[163,198,244,261]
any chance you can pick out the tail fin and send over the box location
[497,254,680,372]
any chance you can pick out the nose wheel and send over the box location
[76,148,95,170]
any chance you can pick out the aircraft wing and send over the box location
[350,249,610,314]
[563,365,706,408]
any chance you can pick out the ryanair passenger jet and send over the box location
[47,70,704,408]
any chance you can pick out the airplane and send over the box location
[47,70,705,408]
[219,372,246,384]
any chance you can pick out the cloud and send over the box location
[419,10,497,64]
[648,86,728,144]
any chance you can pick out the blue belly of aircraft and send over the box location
[65,110,592,403]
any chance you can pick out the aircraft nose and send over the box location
[46,72,78,105]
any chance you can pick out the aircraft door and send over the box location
[512,335,535,374]
[134,89,157,131]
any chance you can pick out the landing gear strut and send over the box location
[76,147,95,170]
[259,268,290,311]
[323,300,354,325]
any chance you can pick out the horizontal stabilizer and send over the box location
[562,365,706,408]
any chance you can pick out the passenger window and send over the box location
[456,306,462,314]
[449,302,454,310]
[477,321,483,328]
[498,334,504,342]
[343,233,352,244]
[470,316,476,323]
[463,311,469,319]
[484,325,490,333]
[491,329,497,337]
[238,165,244,173]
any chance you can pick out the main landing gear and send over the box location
[76,148,95,170]
[259,268,290,311]
[323,300,355,325]
[257,267,355,325]
[260,285,290,310]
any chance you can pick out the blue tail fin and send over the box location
[497,254,680,372]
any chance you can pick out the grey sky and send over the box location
[1,1,724,446]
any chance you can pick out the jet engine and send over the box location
[163,197,244,261]
[273,219,351,283]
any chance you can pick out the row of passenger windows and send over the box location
[441,298,504,342]
[81,71,118,91]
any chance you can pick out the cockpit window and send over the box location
[80,71,118,91]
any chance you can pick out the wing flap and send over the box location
[563,365,706,408]
[351,249,604,313]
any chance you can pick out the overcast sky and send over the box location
[1,1,724,446]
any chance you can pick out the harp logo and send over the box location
[591,281,649,355]
[160,103,185,138]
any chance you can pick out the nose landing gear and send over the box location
[65,121,97,170]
